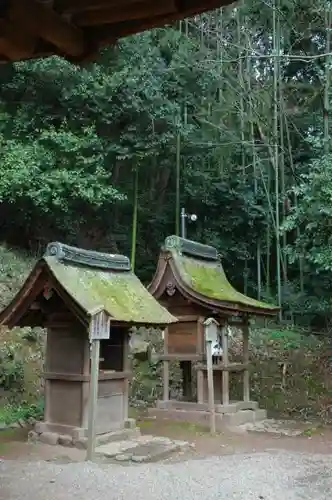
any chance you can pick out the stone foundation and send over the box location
[148,400,267,430]
[29,418,139,449]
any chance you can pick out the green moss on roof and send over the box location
[173,252,277,312]
[44,256,176,325]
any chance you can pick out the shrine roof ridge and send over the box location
[164,235,218,262]
[44,242,131,272]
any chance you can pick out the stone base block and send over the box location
[156,399,259,414]
[33,420,140,449]
[39,431,60,446]
[148,406,267,431]
[222,409,267,427]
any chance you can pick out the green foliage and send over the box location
[0,342,24,394]
[0,245,34,310]
[0,26,265,287]
[0,400,44,425]
[232,327,332,421]
[0,1,330,319]
[282,150,332,272]
[0,325,44,406]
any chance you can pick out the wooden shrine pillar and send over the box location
[163,328,169,401]
[181,361,192,401]
[123,330,130,421]
[222,324,230,405]
[197,317,205,403]
[242,318,250,402]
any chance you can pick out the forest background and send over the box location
[1,0,331,327]
[0,0,332,327]
[2,0,332,425]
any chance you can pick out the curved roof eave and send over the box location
[0,261,44,329]
[169,258,279,317]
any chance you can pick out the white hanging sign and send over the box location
[203,317,219,344]
[89,307,110,341]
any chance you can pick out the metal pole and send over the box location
[181,207,186,238]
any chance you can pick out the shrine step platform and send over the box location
[95,434,192,463]
[149,401,267,431]
[31,422,142,449]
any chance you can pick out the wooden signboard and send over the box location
[89,309,111,341]
[167,321,197,354]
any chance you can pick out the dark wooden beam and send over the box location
[74,1,177,27]
[9,0,85,57]
[55,0,139,13]
[0,19,36,60]
[176,0,233,12]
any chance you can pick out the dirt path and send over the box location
[1,420,332,464]
[139,419,332,461]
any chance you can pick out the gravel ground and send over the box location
[1,451,332,500]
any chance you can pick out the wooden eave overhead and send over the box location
[0,0,235,63]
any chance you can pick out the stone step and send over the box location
[95,435,191,463]
[238,418,309,436]
[95,427,141,447]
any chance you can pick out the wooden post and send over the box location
[197,369,204,403]
[163,327,169,401]
[86,308,110,461]
[163,361,170,401]
[243,319,250,402]
[123,330,130,422]
[181,361,192,401]
[222,325,229,405]
[203,318,219,434]
[197,317,204,403]
[205,339,216,434]
[86,339,100,461]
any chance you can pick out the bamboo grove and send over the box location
[0,0,331,328]
[170,0,332,326]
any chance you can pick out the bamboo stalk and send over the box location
[175,127,181,237]
[217,8,224,175]
[236,3,248,294]
[278,9,287,287]
[283,109,304,294]
[130,168,139,271]
[273,0,282,319]
[324,2,331,154]
[246,29,262,300]
[175,21,183,237]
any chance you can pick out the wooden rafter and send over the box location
[9,0,85,57]
[0,0,235,62]
[56,0,139,13]
[73,2,177,27]
[0,19,36,61]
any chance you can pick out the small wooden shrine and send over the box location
[0,242,176,446]
[0,0,236,64]
[148,235,279,428]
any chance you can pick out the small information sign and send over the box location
[89,308,110,341]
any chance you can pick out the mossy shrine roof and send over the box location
[0,242,177,328]
[0,0,235,64]
[148,235,279,317]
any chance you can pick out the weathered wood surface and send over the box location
[0,0,235,63]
